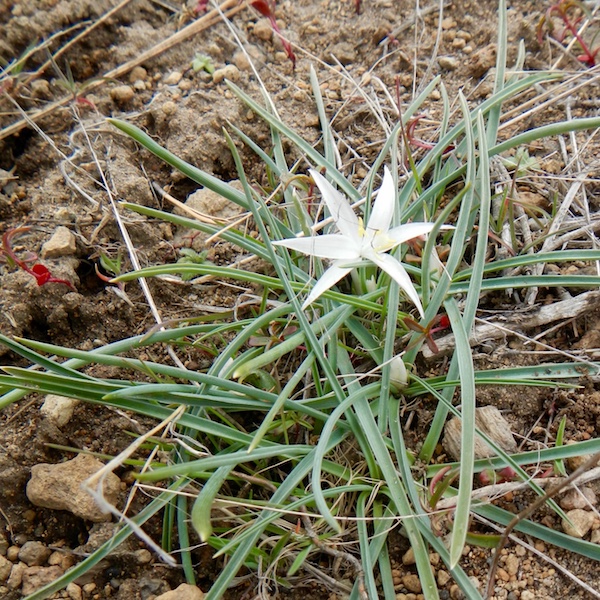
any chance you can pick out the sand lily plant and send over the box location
[2,2,600,600]
[273,167,444,315]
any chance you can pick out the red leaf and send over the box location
[31,264,52,285]
[251,0,272,17]
[30,263,75,289]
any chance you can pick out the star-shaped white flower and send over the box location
[273,167,443,316]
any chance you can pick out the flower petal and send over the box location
[309,169,360,240]
[385,222,439,246]
[273,234,360,260]
[302,262,352,309]
[366,166,395,234]
[370,252,425,317]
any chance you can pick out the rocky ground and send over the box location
[1,0,600,598]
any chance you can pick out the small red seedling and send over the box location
[1,227,75,290]
[537,0,599,67]
[406,114,455,154]
[403,314,450,354]
[478,466,518,486]
[250,0,296,68]
[194,0,209,13]
[248,321,302,351]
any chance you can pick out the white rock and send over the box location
[67,582,83,600]
[562,508,595,538]
[438,56,459,70]
[26,454,120,522]
[164,71,183,85]
[185,181,245,222]
[443,406,517,461]
[154,583,205,600]
[41,227,77,259]
[40,394,80,427]
[560,486,597,511]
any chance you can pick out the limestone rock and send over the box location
[212,64,240,84]
[21,565,64,595]
[562,508,595,538]
[560,486,597,511]
[154,583,205,600]
[26,454,120,522]
[40,394,80,427]
[110,85,135,104]
[41,226,76,259]
[0,555,12,582]
[18,541,51,566]
[184,180,245,222]
[438,56,459,70]
[443,406,517,461]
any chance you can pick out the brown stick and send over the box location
[0,0,245,142]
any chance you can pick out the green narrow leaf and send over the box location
[191,465,233,541]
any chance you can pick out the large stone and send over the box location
[18,541,51,566]
[26,454,120,522]
[154,583,205,600]
[21,565,64,595]
[41,226,77,259]
[443,406,517,461]
[562,508,595,538]
[184,180,244,221]
[40,394,80,428]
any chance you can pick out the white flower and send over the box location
[273,167,443,316]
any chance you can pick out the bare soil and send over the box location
[1,0,600,598]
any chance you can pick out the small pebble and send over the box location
[128,66,147,82]
[110,85,135,104]
[560,486,597,510]
[164,71,183,85]
[7,562,26,589]
[252,18,273,41]
[21,566,64,595]
[505,553,519,576]
[31,79,51,99]
[402,574,422,593]
[41,226,76,259]
[6,547,19,562]
[67,582,83,600]
[40,394,80,427]
[18,542,51,567]
[232,50,251,71]
[0,555,12,582]
[438,56,459,70]
[212,64,240,84]
[162,101,177,116]
[562,508,595,538]
[153,583,205,600]
[437,570,451,586]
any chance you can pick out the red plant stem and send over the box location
[250,0,296,67]
[2,226,75,289]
